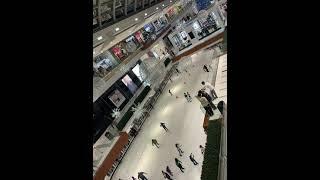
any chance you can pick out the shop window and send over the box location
[121,75,138,94]
[188,32,195,39]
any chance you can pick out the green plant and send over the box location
[201,120,222,180]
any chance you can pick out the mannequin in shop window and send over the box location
[121,47,128,56]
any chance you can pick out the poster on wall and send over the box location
[108,89,126,108]
[122,75,138,94]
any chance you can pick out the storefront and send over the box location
[170,31,192,51]
[111,42,129,61]
[124,35,141,53]
[134,31,145,44]
[191,10,221,40]
[152,16,168,32]
[93,51,119,77]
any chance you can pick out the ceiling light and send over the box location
[170,0,172,2]
[93,51,96,54]
[100,50,103,53]
[135,18,138,21]
[162,4,165,7]
[97,36,102,40]
[156,7,159,10]
[145,13,147,16]
[115,27,120,31]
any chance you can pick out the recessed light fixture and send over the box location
[115,27,120,31]
[93,51,96,54]
[170,0,172,2]
[156,7,159,10]
[135,18,138,21]
[97,36,102,40]
[145,13,147,16]
[100,50,103,53]
[162,4,165,7]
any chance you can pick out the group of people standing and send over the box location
[196,81,219,116]
[183,92,192,102]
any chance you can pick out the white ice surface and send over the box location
[111,50,226,180]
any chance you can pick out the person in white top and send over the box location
[201,81,218,99]
[196,91,214,116]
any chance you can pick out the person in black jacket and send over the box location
[189,153,198,165]
[175,158,185,172]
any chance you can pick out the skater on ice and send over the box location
[162,170,173,180]
[175,143,184,156]
[174,158,185,172]
[203,64,209,72]
[166,166,173,176]
[131,176,137,180]
[189,153,199,165]
[138,172,148,180]
[160,122,169,132]
[152,139,160,148]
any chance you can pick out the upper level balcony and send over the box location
[93,0,175,33]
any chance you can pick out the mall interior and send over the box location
[93,0,227,179]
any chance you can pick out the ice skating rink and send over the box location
[112,50,226,180]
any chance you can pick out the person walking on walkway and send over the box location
[160,122,169,132]
[132,176,137,180]
[162,170,173,180]
[169,89,173,96]
[152,139,160,148]
[189,153,199,165]
[138,172,148,180]
[175,143,184,156]
[201,81,218,99]
[175,158,185,172]
[166,166,173,176]
[200,145,205,155]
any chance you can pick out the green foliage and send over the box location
[201,120,222,180]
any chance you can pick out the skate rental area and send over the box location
[110,49,227,180]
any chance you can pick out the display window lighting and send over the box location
[115,27,120,31]
[97,36,102,40]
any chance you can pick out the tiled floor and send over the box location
[110,50,226,180]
